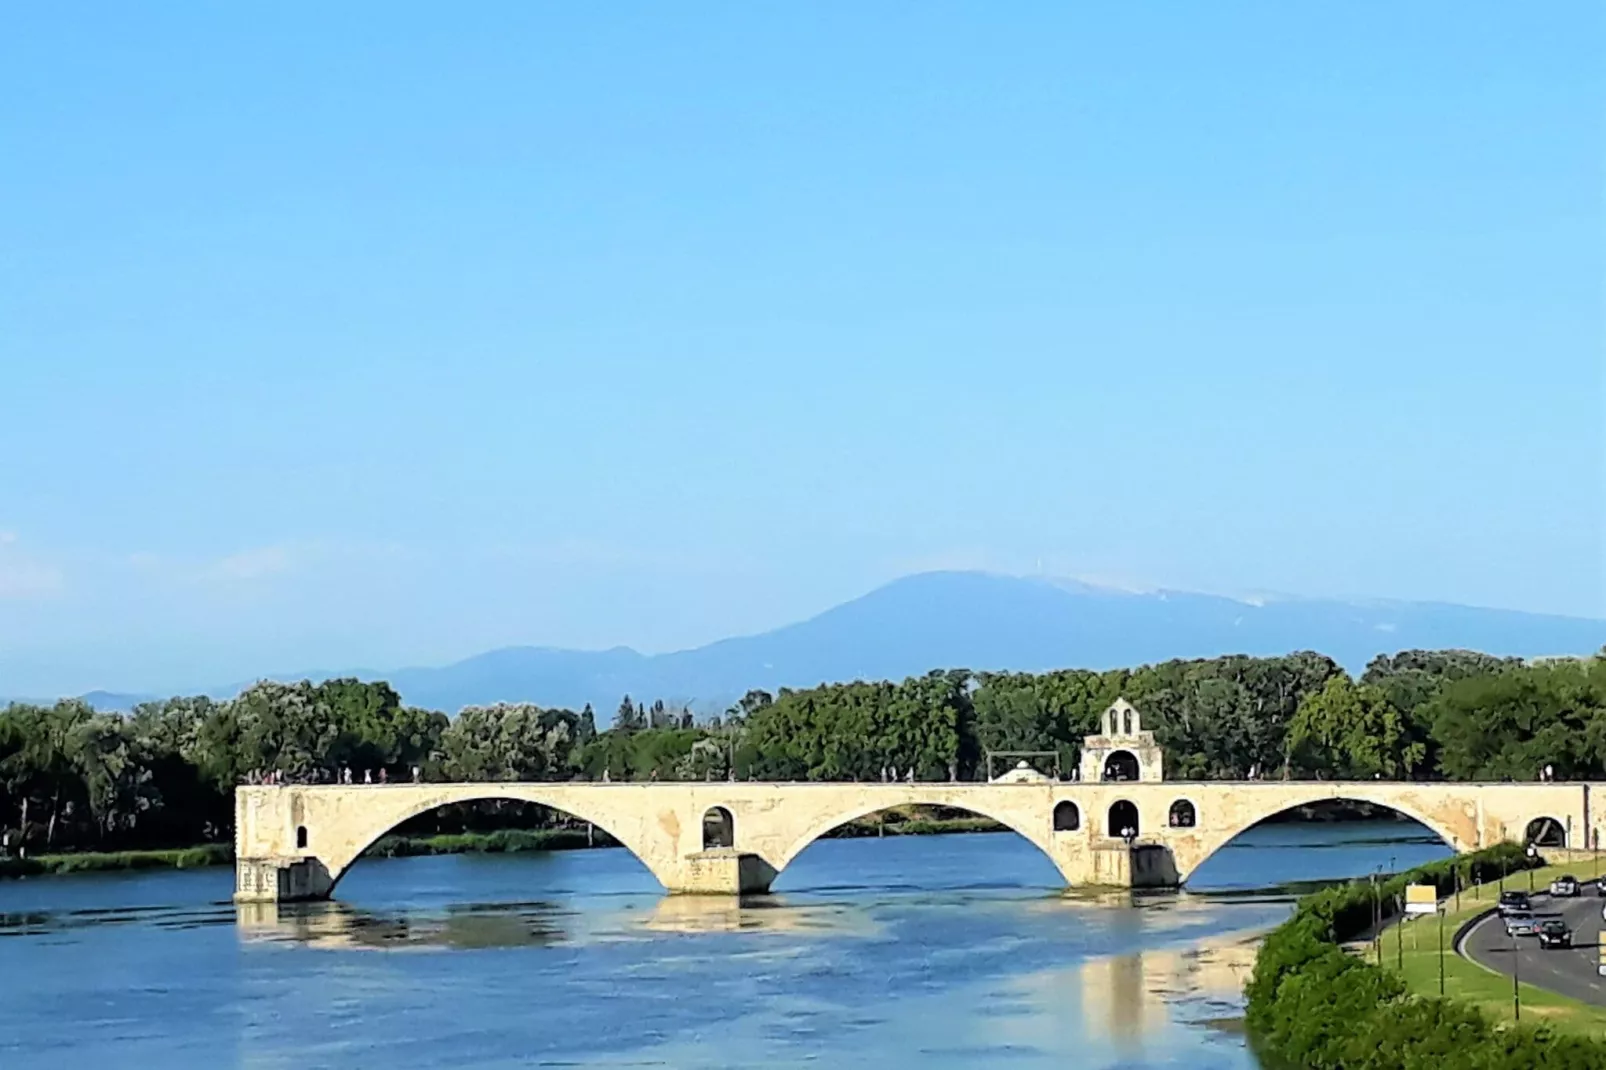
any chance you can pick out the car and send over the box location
[1498,891,1533,916]
[1597,880,1606,898]
[1538,920,1573,948]
[1503,911,1540,937]
[1550,875,1580,897]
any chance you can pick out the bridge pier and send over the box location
[1056,843,1182,890]
[673,849,778,895]
[234,856,334,903]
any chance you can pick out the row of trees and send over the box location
[2,649,1602,855]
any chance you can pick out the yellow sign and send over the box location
[1405,884,1438,916]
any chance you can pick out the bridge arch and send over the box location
[1174,791,1461,884]
[770,795,1067,883]
[314,787,678,895]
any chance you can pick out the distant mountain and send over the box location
[0,689,157,712]
[77,690,158,712]
[23,571,1605,714]
[269,571,1606,713]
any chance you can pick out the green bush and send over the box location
[1247,844,1606,1068]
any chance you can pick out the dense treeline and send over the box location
[1,649,1602,856]
[1246,843,1606,1068]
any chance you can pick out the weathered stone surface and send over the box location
[234,779,1606,901]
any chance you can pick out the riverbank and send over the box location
[1384,861,1606,1033]
[0,844,232,878]
[0,814,1004,879]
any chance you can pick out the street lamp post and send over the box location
[1371,871,1382,966]
[1445,906,1458,996]
[1396,891,1404,971]
[1527,844,1539,893]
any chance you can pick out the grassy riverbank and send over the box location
[1248,844,1606,1068]
[0,813,1004,878]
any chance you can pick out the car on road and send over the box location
[1538,920,1573,948]
[1550,875,1580,897]
[1498,891,1532,916]
[1504,910,1540,937]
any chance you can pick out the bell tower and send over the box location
[1079,697,1165,783]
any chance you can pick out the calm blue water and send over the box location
[0,821,1449,1069]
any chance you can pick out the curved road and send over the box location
[1461,879,1606,1005]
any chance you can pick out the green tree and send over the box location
[1428,659,1606,781]
[1287,676,1424,779]
[613,695,645,734]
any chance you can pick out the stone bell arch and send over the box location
[1079,698,1165,784]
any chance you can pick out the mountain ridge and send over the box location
[16,571,1605,713]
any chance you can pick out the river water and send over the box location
[0,821,1448,1069]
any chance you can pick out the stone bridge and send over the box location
[233,779,1606,902]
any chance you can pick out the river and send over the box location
[0,820,1448,1068]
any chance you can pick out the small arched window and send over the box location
[1123,710,1133,735]
[1108,800,1140,839]
[1053,800,1081,832]
[295,825,309,849]
[1102,750,1140,783]
[1168,800,1196,829]
[702,806,735,850]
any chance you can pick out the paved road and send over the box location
[1461,878,1606,1006]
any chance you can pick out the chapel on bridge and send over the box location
[1079,698,1165,783]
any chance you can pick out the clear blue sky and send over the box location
[2,5,1602,696]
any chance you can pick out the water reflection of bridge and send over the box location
[1080,933,1259,1037]
[235,893,847,950]
[1003,929,1260,1058]
[234,900,566,951]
